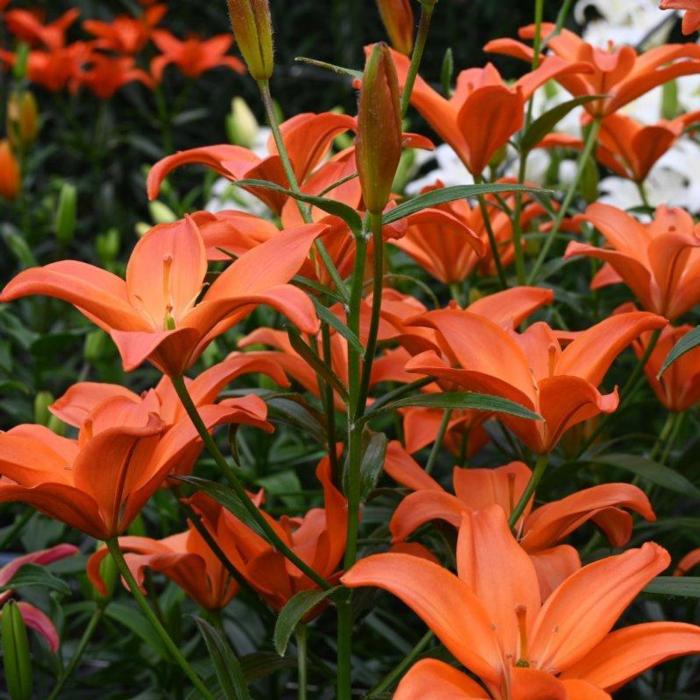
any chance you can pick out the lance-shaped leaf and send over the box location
[659,325,700,376]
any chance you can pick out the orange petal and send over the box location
[341,553,503,683]
[529,543,671,672]
[510,667,567,700]
[50,382,139,428]
[384,441,442,492]
[467,286,554,330]
[390,489,466,541]
[522,483,655,552]
[528,545,581,602]
[394,659,490,699]
[457,507,541,664]
[562,622,700,692]
[555,311,667,385]
[452,462,531,518]
[559,680,611,700]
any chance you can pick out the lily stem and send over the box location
[509,453,548,529]
[47,604,104,700]
[400,1,436,118]
[367,630,434,698]
[425,409,452,475]
[358,211,385,411]
[527,119,601,284]
[105,538,213,700]
[171,376,332,591]
[296,624,308,700]
[475,177,508,288]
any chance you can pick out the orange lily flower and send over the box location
[660,0,700,35]
[148,112,357,214]
[0,396,243,539]
[4,8,79,49]
[0,43,89,92]
[188,453,346,611]
[404,310,667,453]
[87,521,240,612]
[565,204,700,320]
[632,323,700,412]
[83,4,167,54]
[388,47,591,175]
[0,140,20,201]
[0,544,78,652]
[390,181,547,283]
[0,217,326,375]
[74,54,154,99]
[343,506,700,699]
[540,111,700,183]
[151,30,245,81]
[486,24,700,118]
[385,442,655,597]
[50,353,283,474]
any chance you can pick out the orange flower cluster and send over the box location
[0,2,245,99]
[2,1,700,697]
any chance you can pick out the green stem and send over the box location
[475,177,508,288]
[650,412,676,463]
[367,630,434,698]
[336,595,353,700]
[636,180,651,209]
[321,323,340,481]
[105,539,213,699]
[425,409,452,475]
[527,119,601,284]
[296,625,308,700]
[530,0,545,70]
[171,376,332,591]
[400,2,436,118]
[660,411,685,465]
[509,454,548,529]
[511,155,529,286]
[358,211,385,411]
[550,0,575,38]
[47,605,103,700]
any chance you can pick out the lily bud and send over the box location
[0,140,21,201]
[227,97,259,147]
[2,601,33,700]
[34,391,54,426]
[7,90,39,149]
[357,43,402,214]
[226,0,274,81]
[376,0,415,55]
[55,182,77,245]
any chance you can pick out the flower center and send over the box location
[514,605,529,668]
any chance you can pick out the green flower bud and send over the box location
[226,0,274,81]
[2,601,33,700]
[227,97,259,147]
[84,330,110,364]
[33,391,54,426]
[149,201,177,225]
[54,182,77,245]
[96,228,120,264]
[357,43,402,214]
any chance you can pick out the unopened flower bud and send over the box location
[357,43,402,214]
[226,0,274,81]
[34,391,54,426]
[96,229,120,264]
[84,330,110,363]
[227,97,259,147]
[55,182,77,245]
[149,200,176,224]
[0,140,21,201]
[376,0,415,55]
[7,91,39,149]
[2,601,33,700]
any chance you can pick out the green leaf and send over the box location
[593,453,700,498]
[3,563,71,596]
[194,617,250,700]
[644,577,700,599]
[312,299,364,354]
[519,95,604,153]
[359,430,388,501]
[659,326,700,376]
[287,327,349,402]
[234,178,363,236]
[104,602,171,660]
[366,391,541,422]
[239,652,296,682]
[266,396,327,445]
[383,184,547,224]
[294,56,362,79]
[176,476,266,538]
[273,588,338,656]
[256,469,304,510]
